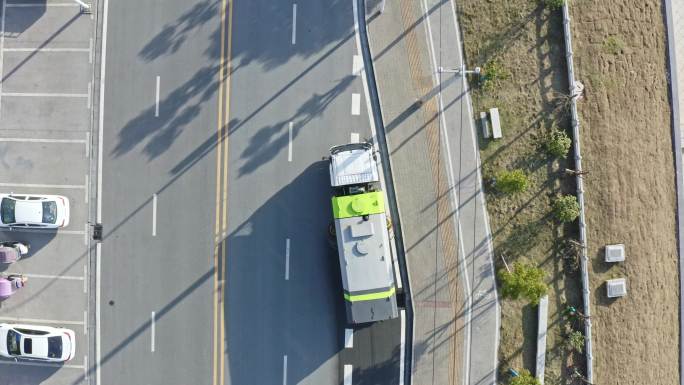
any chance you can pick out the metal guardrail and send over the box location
[561,3,593,382]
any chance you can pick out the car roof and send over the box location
[22,335,50,358]
[14,200,44,224]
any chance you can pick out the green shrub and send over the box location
[566,330,585,353]
[545,129,572,158]
[510,369,541,385]
[498,262,548,305]
[481,59,510,91]
[496,169,529,194]
[552,195,580,222]
[603,36,624,55]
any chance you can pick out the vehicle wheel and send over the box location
[327,221,337,249]
[396,287,406,309]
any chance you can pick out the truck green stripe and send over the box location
[344,286,396,302]
[331,191,385,219]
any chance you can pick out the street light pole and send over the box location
[438,65,481,76]
[71,0,91,13]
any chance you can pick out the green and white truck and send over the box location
[329,142,399,324]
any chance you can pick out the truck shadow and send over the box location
[225,161,347,384]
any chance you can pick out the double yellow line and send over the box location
[213,0,233,384]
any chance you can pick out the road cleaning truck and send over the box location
[328,142,399,324]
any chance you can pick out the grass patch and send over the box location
[602,36,624,55]
[459,0,584,381]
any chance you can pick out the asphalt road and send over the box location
[98,0,219,384]
[96,0,402,384]
[225,0,400,384]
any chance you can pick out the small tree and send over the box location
[552,195,580,223]
[496,169,529,194]
[566,330,585,353]
[510,369,541,385]
[498,262,548,305]
[545,128,572,158]
[541,0,565,10]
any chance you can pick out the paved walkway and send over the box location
[365,0,499,384]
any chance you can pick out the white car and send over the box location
[0,194,70,228]
[0,324,75,362]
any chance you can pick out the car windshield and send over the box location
[6,330,20,355]
[47,336,62,358]
[42,201,57,224]
[1,198,15,224]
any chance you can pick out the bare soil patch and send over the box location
[571,0,679,384]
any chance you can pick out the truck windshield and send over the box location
[7,330,20,355]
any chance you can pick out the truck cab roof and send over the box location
[329,143,379,187]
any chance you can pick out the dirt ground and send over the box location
[570,0,679,384]
[458,0,583,383]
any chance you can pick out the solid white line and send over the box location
[96,243,102,385]
[350,132,360,143]
[288,122,293,162]
[291,4,297,45]
[352,55,363,76]
[351,93,360,115]
[283,355,288,385]
[0,0,6,121]
[0,228,85,235]
[0,137,86,144]
[84,311,87,335]
[151,311,155,352]
[0,316,84,325]
[6,3,80,6]
[87,81,91,108]
[0,360,85,369]
[399,309,406,385]
[11,273,84,281]
[154,76,160,117]
[285,238,290,280]
[86,131,90,157]
[3,47,91,52]
[344,328,353,348]
[343,364,353,385]
[0,182,85,189]
[152,194,157,236]
[97,1,111,379]
[85,174,89,203]
[2,92,89,98]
